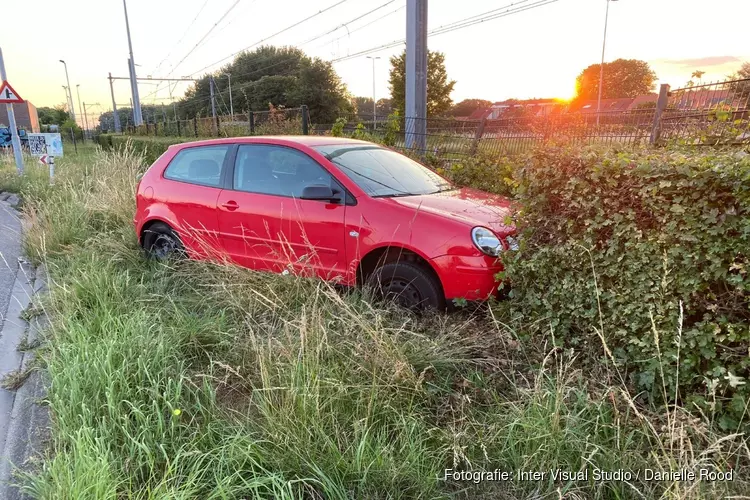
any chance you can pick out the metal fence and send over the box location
[123,106,306,139]
[115,76,750,160]
[660,78,750,145]
[313,109,658,158]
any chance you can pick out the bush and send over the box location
[95,134,185,165]
[437,153,518,198]
[502,146,750,429]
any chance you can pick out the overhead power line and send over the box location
[332,0,559,63]
[151,0,210,75]
[188,0,351,76]
[297,0,398,46]
[167,0,244,77]
[313,4,405,51]
[143,0,400,104]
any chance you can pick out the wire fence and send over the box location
[660,78,750,145]
[122,107,305,139]
[312,110,658,158]
[112,77,750,160]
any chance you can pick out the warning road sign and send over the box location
[0,80,23,104]
[38,155,49,165]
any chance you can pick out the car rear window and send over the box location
[164,145,229,187]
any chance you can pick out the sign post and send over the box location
[28,133,63,184]
[0,47,25,175]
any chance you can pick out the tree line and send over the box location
[94,44,750,131]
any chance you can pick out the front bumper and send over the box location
[430,254,503,301]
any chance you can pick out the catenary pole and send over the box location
[123,0,143,125]
[108,73,122,133]
[59,60,76,122]
[405,0,427,151]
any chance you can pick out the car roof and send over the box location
[169,135,376,149]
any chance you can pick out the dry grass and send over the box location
[1,143,748,499]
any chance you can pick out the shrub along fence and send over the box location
[500,146,750,430]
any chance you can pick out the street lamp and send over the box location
[366,56,380,125]
[596,0,618,127]
[59,59,76,122]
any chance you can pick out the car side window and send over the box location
[164,145,229,187]
[233,144,333,197]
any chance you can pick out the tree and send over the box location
[728,61,750,95]
[447,99,492,117]
[352,97,393,119]
[388,50,456,117]
[574,59,656,101]
[177,45,352,123]
[37,105,69,125]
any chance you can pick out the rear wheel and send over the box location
[141,222,184,260]
[366,261,445,310]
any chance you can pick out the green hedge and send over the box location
[94,134,189,165]
[502,146,750,429]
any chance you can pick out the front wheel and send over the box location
[141,222,184,260]
[366,261,445,310]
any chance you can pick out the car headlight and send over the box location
[471,227,501,257]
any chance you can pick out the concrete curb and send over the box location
[0,259,51,498]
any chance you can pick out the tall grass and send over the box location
[1,145,748,499]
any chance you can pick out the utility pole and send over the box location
[168,82,177,120]
[108,73,122,133]
[596,0,618,127]
[209,76,218,136]
[405,0,428,151]
[123,0,143,125]
[83,102,89,135]
[366,56,380,125]
[59,59,76,122]
[0,47,24,174]
[62,86,69,113]
[226,73,234,119]
[127,58,142,126]
[76,84,86,138]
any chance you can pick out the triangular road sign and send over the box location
[0,81,24,104]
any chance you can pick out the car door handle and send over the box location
[221,200,239,211]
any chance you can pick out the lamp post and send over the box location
[596,0,617,127]
[366,56,380,125]
[59,59,76,122]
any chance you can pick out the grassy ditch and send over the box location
[1,145,748,498]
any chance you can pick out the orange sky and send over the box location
[1,0,749,126]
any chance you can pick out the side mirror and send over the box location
[301,184,341,202]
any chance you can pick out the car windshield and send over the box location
[314,145,453,198]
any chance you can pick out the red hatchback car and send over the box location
[134,136,516,309]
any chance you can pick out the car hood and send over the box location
[387,187,515,235]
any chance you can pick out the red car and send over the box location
[134,137,516,309]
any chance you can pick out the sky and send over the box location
[1,0,749,127]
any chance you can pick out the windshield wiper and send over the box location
[372,192,419,198]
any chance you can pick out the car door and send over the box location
[161,144,231,259]
[216,143,348,279]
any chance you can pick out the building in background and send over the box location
[0,101,40,132]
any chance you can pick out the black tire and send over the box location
[141,222,184,260]
[366,261,445,310]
